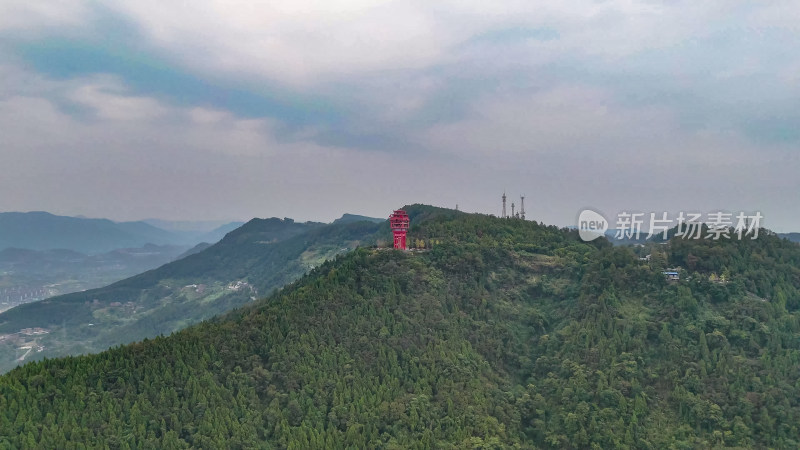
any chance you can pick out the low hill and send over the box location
[0,216,384,373]
[332,213,384,225]
[2,209,798,447]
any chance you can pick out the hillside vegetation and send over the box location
[1,208,799,448]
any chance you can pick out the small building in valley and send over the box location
[662,271,680,281]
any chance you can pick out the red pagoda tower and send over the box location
[389,210,410,250]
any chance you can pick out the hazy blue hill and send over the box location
[0,247,85,263]
[0,211,245,255]
[779,232,800,243]
[141,219,246,245]
[2,208,798,447]
[112,220,183,245]
[142,218,242,233]
[0,212,182,254]
[0,216,383,373]
[194,221,245,244]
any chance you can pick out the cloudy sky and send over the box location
[1,1,798,230]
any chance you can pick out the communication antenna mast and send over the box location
[520,195,525,220]
[502,192,507,218]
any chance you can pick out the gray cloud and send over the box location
[0,1,799,230]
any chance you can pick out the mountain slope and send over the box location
[2,210,798,447]
[0,216,384,373]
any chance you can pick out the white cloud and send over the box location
[746,0,800,30]
[421,84,678,159]
[107,0,448,86]
[417,82,796,219]
[0,1,92,35]
[95,0,796,88]
[98,1,709,86]
[1,1,800,228]
[0,66,428,221]
[68,77,169,122]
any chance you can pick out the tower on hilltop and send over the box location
[389,210,410,250]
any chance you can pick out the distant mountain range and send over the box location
[0,212,243,254]
[0,213,387,373]
[779,232,800,243]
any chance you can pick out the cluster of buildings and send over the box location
[0,286,51,312]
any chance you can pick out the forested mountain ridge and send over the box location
[1,209,799,448]
[0,216,384,373]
